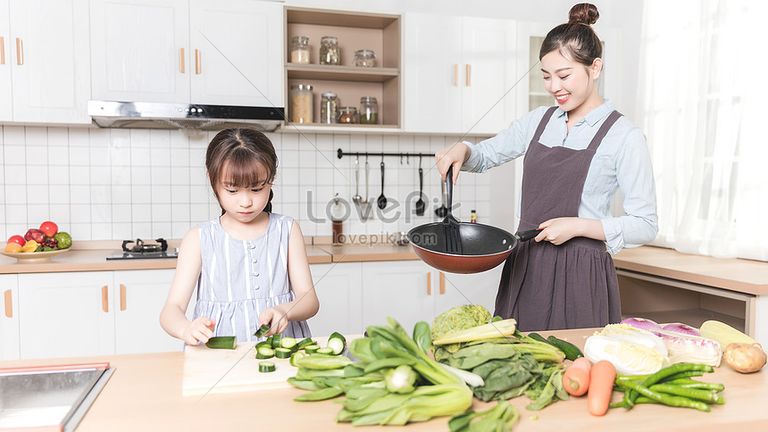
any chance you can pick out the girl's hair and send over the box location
[539,3,602,66]
[206,128,278,214]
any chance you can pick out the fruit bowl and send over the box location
[1,248,72,263]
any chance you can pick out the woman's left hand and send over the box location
[259,305,290,336]
[534,217,584,245]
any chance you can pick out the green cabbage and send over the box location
[431,305,492,342]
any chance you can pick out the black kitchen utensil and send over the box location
[377,161,387,210]
[415,159,425,216]
[435,176,448,218]
[443,167,462,254]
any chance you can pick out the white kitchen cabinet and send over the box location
[114,269,183,354]
[308,263,363,337]
[403,13,517,135]
[0,0,11,121]
[361,261,435,334]
[0,274,20,360]
[4,0,90,124]
[17,272,115,359]
[190,0,283,107]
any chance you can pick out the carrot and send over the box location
[563,366,590,396]
[587,360,616,416]
[571,357,592,373]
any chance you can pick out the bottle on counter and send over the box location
[290,84,313,123]
[470,209,478,223]
[290,36,310,64]
[331,194,345,245]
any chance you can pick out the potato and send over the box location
[723,343,767,374]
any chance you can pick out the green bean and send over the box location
[623,381,710,412]
[662,370,706,382]
[629,363,713,406]
[663,378,725,391]
[649,384,724,405]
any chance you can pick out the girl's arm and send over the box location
[260,221,319,335]
[159,227,213,345]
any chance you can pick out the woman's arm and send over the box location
[159,227,212,345]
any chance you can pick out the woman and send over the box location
[435,3,658,331]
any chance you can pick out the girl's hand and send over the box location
[182,317,215,345]
[435,142,470,184]
[534,217,584,246]
[259,306,289,336]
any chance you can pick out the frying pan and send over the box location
[407,167,540,274]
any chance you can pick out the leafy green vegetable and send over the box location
[385,365,418,394]
[449,401,519,432]
[432,305,492,342]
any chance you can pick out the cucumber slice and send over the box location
[205,336,237,350]
[253,324,270,338]
[316,347,334,355]
[256,341,272,350]
[274,347,292,359]
[303,344,320,354]
[290,351,308,367]
[327,332,347,355]
[295,338,315,350]
[271,334,283,349]
[255,346,275,359]
[259,361,276,373]
[280,337,298,350]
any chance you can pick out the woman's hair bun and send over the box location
[568,3,599,26]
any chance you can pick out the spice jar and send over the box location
[319,36,341,65]
[359,96,378,125]
[290,36,310,64]
[290,84,313,123]
[353,49,376,68]
[320,92,338,124]
[337,107,358,124]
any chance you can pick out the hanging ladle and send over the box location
[415,156,425,216]
[352,156,362,206]
[377,160,387,210]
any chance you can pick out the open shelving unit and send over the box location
[284,7,401,129]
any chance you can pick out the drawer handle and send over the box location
[452,64,458,87]
[3,290,12,318]
[439,272,446,295]
[15,37,23,65]
[465,64,471,87]
[426,272,432,296]
[101,285,109,313]
[195,48,201,74]
[120,284,127,311]
[0,36,5,65]
[179,47,185,73]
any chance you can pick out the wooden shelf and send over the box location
[287,7,399,29]
[622,308,745,332]
[287,64,399,82]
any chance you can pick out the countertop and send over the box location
[2,328,766,432]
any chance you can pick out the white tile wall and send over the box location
[0,126,491,241]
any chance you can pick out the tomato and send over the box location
[7,235,25,247]
[39,221,58,237]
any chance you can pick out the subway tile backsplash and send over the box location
[0,126,490,242]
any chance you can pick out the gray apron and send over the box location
[494,106,623,331]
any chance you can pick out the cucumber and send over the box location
[547,335,583,361]
[316,347,334,355]
[327,332,347,355]
[271,334,283,349]
[205,336,237,350]
[280,337,298,350]
[274,347,292,359]
[259,361,276,373]
[295,338,315,350]
[527,332,550,344]
[256,341,272,350]
[290,351,308,367]
[304,344,320,354]
[253,324,271,338]
[255,346,275,359]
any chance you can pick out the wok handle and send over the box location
[516,229,542,242]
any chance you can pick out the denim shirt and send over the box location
[463,100,658,254]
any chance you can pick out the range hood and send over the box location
[88,101,284,131]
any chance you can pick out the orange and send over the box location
[21,240,39,253]
[4,243,22,253]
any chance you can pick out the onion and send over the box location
[621,317,662,332]
[661,322,700,336]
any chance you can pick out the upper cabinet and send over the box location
[90,0,284,107]
[403,13,517,135]
[0,0,90,124]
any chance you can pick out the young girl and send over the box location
[436,3,658,330]
[160,128,319,344]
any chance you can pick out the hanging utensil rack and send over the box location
[337,149,434,160]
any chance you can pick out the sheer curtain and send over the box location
[636,0,767,261]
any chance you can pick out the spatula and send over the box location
[443,166,462,254]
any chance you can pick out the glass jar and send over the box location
[353,49,376,68]
[359,96,378,125]
[337,106,358,124]
[320,92,338,124]
[290,84,313,123]
[319,36,341,65]
[290,35,310,64]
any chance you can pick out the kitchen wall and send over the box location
[0,126,492,242]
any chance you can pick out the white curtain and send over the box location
[636,0,767,260]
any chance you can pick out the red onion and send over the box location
[661,322,700,336]
[620,317,662,332]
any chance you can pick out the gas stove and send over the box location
[106,238,179,260]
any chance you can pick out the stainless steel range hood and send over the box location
[88,101,284,131]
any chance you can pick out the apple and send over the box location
[7,235,25,247]
[24,229,45,243]
[39,221,58,238]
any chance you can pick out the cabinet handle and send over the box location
[120,284,127,311]
[15,37,23,65]
[0,36,5,65]
[452,64,458,86]
[3,290,12,318]
[179,48,185,73]
[194,49,201,74]
[465,64,471,87]
[101,285,109,313]
[426,272,432,295]
[439,272,446,295]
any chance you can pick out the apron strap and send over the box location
[531,107,558,144]
[587,110,623,152]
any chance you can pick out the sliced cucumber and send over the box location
[205,336,237,350]
[290,351,308,367]
[259,361,276,373]
[255,346,275,359]
[316,347,334,355]
[271,334,283,349]
[295,338,315,350]
[304,344,320,354]
[275,347,292,359]
[327,332,347,355]
[253,324,270,338]
[280,337,298,350]
[256,341,272,350]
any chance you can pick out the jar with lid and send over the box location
[319,36,341,65]
[290,36,310,64]
[290,84,313,124]
[320,92,338,124]
[354,49,377,68]
[359,96,378,125]
[337,107,358,124]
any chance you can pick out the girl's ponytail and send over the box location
[265,190,274,213]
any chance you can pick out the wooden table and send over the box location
[2,328,766,431]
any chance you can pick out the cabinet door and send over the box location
[0,275,20,360]
[308,263,362,337]
[402,13,463,133]
[18,272,114,359]
[361,261,434,334]
[190,0,283,106]
[90,0,189,103]
[461,17,517,135]
[0,0,11,121]
[9,0,90,123]
[114,269,183,354]
[434,266,504,316]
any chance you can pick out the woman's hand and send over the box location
[181,317,215,345]
[534,218,585,245]
[435,142,471,184]
[259,306,290,336]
